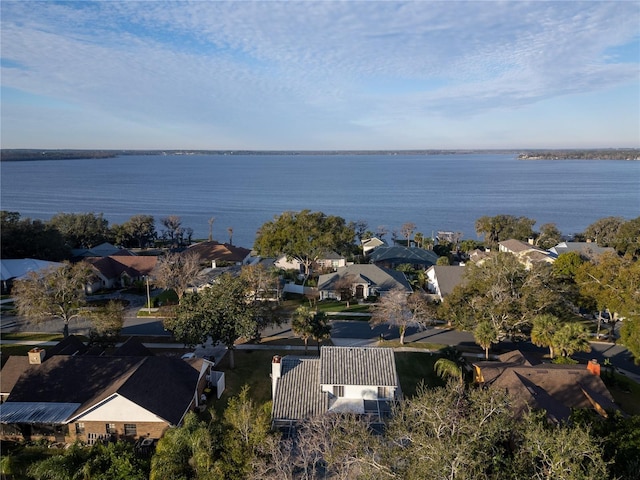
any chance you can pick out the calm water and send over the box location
[1,154,638,248]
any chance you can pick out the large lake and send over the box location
[1,153,638,249]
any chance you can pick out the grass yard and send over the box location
[606,372,640,416]
[206,348,448,420]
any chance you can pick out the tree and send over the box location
[400,222,416,246]
[530,314,560,358]
[49,212,110,249]
[240,263,280,302]
[516,412,608,480]
[333,274,356,307]
[535,222,562,250]
[552,322,591,358]
[474,320,499,359]
[612,216,640,259]
[474,214,536,249]
[88,299,125,346]
[152,251,202,301]
[13,261,93,337]
[227,227,234,245]
[620,318,640,365]
[291,305,315,353]
[309,311,331,354]
[552,251,585,279]
[113,214,156,248]
[150,411,219,480]
[436,256,450,266]
[583,216,625,246]
[434,358,463,384]
[369,287,426,344]
[441,253,568,340]
[166,273,267,368]
[218,386,272,478]
[576,252,640,341]
[1,211,69,261]
[208,216,215,242]
[254,210,355,285]
[160,215,184,246]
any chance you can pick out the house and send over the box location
[0,258,64,294]
[425,265,466,300]
[186,241,251,267]
[0,337,216,444]
[361,237,386,256]
[473,351,618,423]
[549,241,615,261]
[71,242,133,258]
[367,245,439,270]
[498,239,555,269]
[84,255,157,292]
[271,346,401,432]
[317,264,412,301]
[274,251,347,275]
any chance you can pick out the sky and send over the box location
[1,1,639,150]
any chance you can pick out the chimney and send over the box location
[28,347,46,365]
[587,359,601,376]
[271,355,282,399]
[212,260,217,269]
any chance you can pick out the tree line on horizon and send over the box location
[2,209,639,263]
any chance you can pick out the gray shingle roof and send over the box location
[272,357,328,422]
[317,264,411,293]
[319,346,398,387]
[368,245,439,265]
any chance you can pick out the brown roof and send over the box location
[2,344,200,426]
[85,255,157,279]
[186,241,251,264]
[474,353,618,422]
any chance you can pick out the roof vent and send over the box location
[28,347,46,364]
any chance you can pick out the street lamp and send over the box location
[145,275,152,310]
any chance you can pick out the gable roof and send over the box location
[319,346,398,387]
[187,241,251,264]
[1,342,200,426]
[85,255,157,280]
[317,264,411,293]
[426,265,466,297]
[368,245,439,266]
[272,357,328,422]
[498,239,539,253]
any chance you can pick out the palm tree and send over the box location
[474,321,499,360]
[434,358,463,384]
[310,311,331,355]
[531,314,560,359]
[553,322,592,358]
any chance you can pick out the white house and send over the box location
[425,265,466,300]
[271,346,400,432]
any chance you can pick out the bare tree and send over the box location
[227,227,233,245]
[152,251,202,301]
[333,274,357,308]
[400,222,417,246]
[208,216,215,242]
[161,215,182,245]
[370,287,428,344]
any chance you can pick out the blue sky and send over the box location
[1,1,639,150]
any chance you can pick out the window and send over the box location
[124,424,137,436]
[105,423,116,434]
[75,422,85,434]
[333,385,344,397]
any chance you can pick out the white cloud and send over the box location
[1,0,638,148]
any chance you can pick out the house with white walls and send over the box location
[271,346,400,433]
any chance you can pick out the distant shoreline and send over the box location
[1,148,638,162]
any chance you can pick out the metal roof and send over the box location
[319,346,399,387]
[272,357,328,422]
[0,402,81,424]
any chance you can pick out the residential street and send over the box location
[2,298,640,383]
